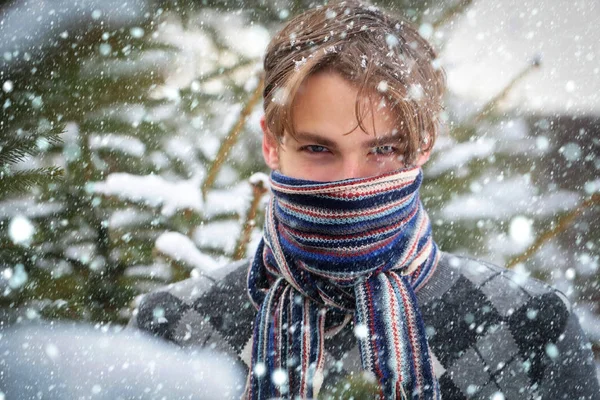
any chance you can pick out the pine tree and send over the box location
[0,6,175,321]
[0,1,269,324]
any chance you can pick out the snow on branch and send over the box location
[155,231,220,273]
[93,173,203,216]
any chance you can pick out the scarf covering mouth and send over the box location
[244,166,441,400]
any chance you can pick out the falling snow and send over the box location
[8,215,35,245]
[0,0,598,397]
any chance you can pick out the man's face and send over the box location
[261,71,430,182]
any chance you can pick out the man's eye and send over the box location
[371,145,397,155]
[301,145,330,153]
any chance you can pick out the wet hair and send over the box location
[262,0,447,165]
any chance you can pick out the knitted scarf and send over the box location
[245,166,441,400]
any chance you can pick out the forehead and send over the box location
[290,71,399,140]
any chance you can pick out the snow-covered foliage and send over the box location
[0,0,598,384]
[0,324,244,399]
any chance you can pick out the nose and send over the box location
[337,157,370,180]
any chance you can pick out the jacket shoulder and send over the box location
[128,259,250,348]
[422,253,599,399]
[427,253,573,347]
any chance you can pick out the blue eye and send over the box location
[371,145,397,155]
[302,145,329,153]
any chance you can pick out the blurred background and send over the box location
[0,0,598,385]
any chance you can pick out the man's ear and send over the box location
[261,115,280,170]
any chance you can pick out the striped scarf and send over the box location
[245,166,441,399]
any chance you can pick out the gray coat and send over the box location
[129,252,600,399]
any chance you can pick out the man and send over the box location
[130,1,599,399]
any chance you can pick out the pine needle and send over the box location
[0,167,64,199]
[0,126,64,165]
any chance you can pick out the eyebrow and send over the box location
[293,132,339,149]
[363,134,401,148]
[293,131,401,149]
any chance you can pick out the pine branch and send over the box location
[233,175,268,260]
[470,57,541,126]
[0,167,64,199]
[196,58,258,84]
[0,126,63,165]
[432,0,474,29]
[506,193,599,269]
[201,75,264,196]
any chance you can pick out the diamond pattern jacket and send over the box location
[128,252,600,399]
